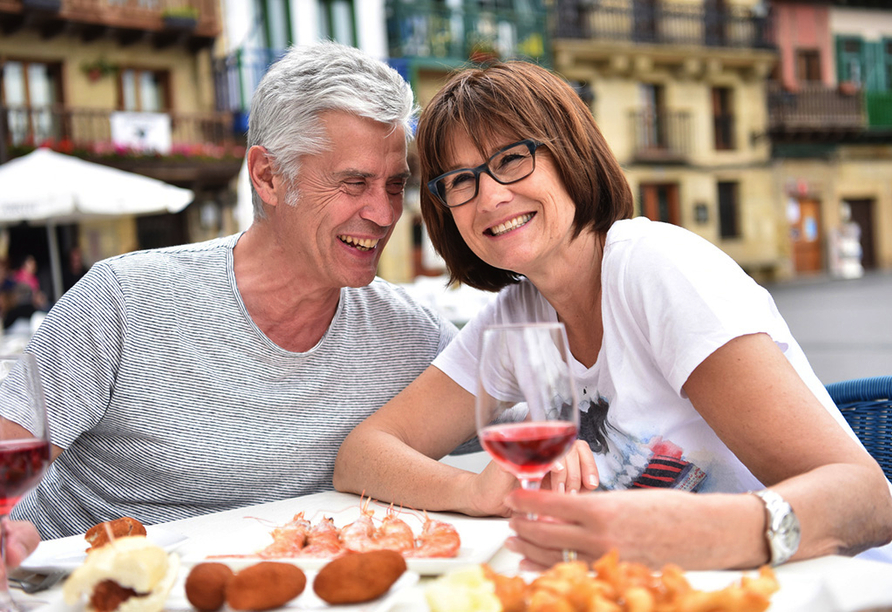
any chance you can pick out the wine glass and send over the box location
[0,354,51,612]
[475,323,580,493]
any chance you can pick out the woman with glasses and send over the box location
[334,61,892,569]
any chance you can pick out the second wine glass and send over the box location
[0,353,52,612]
[475,322,580,491]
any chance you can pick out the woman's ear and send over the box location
[247,145,280,208]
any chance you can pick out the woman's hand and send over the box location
[3,519,40,568]
[503,488,767,570]
[541,439,599,494]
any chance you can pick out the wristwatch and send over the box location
[752,489,801,566]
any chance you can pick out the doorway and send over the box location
[789,197,822,273]
[845,199,876,270]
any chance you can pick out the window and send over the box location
[319,0,356,47]
[885,40,892,91]
[712,87,735,150]
[795,49,821,82]
[640,183,680,225]
[1,59,63,145]
[717,181,740,239]
[837,37,863,86]
[261,0,292,50]
[639,83,665,149]
[119,69,170,112]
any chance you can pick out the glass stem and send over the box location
[519,477,542,520]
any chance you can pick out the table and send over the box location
[12,490,892,612]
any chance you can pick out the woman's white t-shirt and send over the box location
[434,217,857,494]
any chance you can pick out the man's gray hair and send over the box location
[247,41,417,218]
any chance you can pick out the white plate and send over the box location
[20,527,188,574]
[177,501,510,576]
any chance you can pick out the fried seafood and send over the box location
[225,562,306,611]
[312,550,407,605]
[426,550,780,612]
[85,517,147,552]
[63,536,179,612]
[184,563,234,612]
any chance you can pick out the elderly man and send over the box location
[0,42,456,539]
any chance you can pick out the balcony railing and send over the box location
[1,105,242,161]
[554,0,772,50]
[213,48,284,120]
[0,0,220,43]
[630,109,691,162]
[767,82,865,135]
[386,0,550,65]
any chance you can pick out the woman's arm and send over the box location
[333,365,518,517]
[503,333,892,569]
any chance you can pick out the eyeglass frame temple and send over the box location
[426,139,543,209]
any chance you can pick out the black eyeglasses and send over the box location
[427,139,543,209]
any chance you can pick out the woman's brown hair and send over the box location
[416,61,634,292]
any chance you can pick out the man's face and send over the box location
[270,111,409,291]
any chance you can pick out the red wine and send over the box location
[480,422,577,478]
[0,439,50,515]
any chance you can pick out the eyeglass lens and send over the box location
[436,141,537,208]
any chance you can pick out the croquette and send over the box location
[85,517,147,552]
[185,563,234,612]
[313,550,407,604]
[225,562,306,611]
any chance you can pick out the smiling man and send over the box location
[0,42,457,539]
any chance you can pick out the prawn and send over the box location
[372,509,415,553]
[339,496,377,553]
[404,511,461,558]
[299,516,343,557]
[258,512,310,558]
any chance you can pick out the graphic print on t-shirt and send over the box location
[580,394,707,492]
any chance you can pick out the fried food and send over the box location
[63,536,179,612]
[425,564,501,612]
[313,549,407,604]
[85,517,147,553]
[184,563,234,612]
[426,550,780,612]
[225,562,306,611]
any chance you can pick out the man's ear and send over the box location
[247,145,280,208]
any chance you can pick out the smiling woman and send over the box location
[334,60,892,571]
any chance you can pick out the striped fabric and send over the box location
[2,234,456,539]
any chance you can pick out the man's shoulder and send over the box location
[99,234,239,273]
[349,278,440,317]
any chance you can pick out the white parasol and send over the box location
[0,148,194,300]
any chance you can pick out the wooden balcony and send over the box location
[0,0,219,50]
[767,82,865,142]
[554,0,772,50]
[629,110,691,163]
[1,105,244,187]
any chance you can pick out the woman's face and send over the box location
[444,131,578,279]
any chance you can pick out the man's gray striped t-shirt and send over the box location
[4,233,456,539]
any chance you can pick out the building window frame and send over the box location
[717,180,740,239]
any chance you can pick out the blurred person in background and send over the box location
[62,246,88,293]
[0,41,456,539]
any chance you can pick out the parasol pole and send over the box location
[46,221,63,303]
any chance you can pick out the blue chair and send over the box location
[825,376,892,481]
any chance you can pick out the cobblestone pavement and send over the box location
[763,270,892,385]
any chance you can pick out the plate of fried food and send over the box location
[34,530,417,612]
[422,550,834,612]
[21,517,188,574]
[184,497,511,576]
